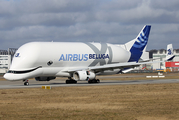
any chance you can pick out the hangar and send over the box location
[150,49,179,71]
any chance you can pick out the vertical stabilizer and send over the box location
[125,25,151,62]
[166,44,175,61]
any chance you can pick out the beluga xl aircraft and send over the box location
[4,25,175,85]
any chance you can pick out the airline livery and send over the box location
[3,25,174,85]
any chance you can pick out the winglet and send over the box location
[166,44,175,61]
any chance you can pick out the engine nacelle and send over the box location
[73,71,96,81]
[35,76,56,81]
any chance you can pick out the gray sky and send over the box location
[0,0,179,50]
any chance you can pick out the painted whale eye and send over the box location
[15,53,20,57]
[47,61,53,66]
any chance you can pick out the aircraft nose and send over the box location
[3,73,14,81]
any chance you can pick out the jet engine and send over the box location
[73,71,96,81]
[35,76,56,81]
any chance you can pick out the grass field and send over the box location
[0,72,179,119]
[0,83,179,119]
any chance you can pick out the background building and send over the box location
[0,48,17,73]
[150,49,179,71]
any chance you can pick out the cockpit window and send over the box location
[7,71,14,73]
[7,66,42,74]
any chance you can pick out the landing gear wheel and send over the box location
[23,80,29,86]
[88,79,100,84]
[24,82,29,86]
[88,80,91,84]
[96,79,100,83]
[66,78,77,84]
[66,80,69,84]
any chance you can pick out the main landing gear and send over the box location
[66,77,77,84]
[65,77,100,84]
[23,79,29,86]
[88,79,100,84]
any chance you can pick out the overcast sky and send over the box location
[0,0,179,50]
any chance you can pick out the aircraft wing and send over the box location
[138,58,160,62]
[67,61,159,73]
[89,62,142,72]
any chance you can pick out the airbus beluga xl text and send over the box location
[3,25,175,85]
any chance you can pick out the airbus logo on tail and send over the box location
[133,25,150,49]
[136,31,147,46]
[168,49,172,55]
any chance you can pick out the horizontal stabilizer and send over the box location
[121,68,134,73]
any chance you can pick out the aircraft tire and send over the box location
[88,79,100,84]
[71,80,77,84]
[88,80,93,84]
[93,79,97,83]
[24,82,29,86]
[66,80,69,84]
[66,80,77,84]
[97,79,100,83]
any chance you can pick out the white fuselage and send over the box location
[4,42,131,81]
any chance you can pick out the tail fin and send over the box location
[166,44,175,61]
[125,25,151,62]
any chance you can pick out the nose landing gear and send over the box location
[23,79,29,86]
